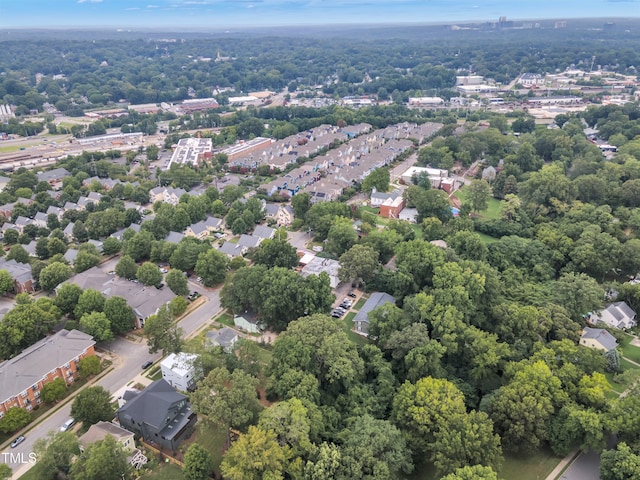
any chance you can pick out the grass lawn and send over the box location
[620,334,640,364]
[477,232,500,244]
[410,223,423,240]
[401,448,561,480]
[216,312,234,327]
[454,188,503,220]
[361,206,380,215]
[341,311,367,346]
[500,448,563,480]
[353,296,368,310]
[192,421,228,476]
[141,463,186,480]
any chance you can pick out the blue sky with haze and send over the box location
[3,0,639,29]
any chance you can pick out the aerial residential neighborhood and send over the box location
[2,11,640,480]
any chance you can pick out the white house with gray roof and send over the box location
[580,327,618,352]
[353,292,396,336]
[206,327,239,352]
[590,302,637,330]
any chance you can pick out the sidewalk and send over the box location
[544,449,580,480]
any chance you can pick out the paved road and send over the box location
[4,262,222,479]
[558,450,601,480]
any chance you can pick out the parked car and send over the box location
[339,303,351,310]
[342,298,353,307]
[10,436,25,448]
[141,360,153,370]
[347,291,357,298]
[160,268,168,274]
[60,418,75,432]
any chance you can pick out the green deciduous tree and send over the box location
[55,283,83,316]
[32,431,80,480]
[144,304,183,355]
[79,312,113,342]
[440,465,499,480]
[220,426,291,480]
[71,386,114,427]
[361,167,390,194]
[69,434,130,480]
[465,179,492,212]
[166,268,189,296]
[101,237,121,256]
[0,407,30,434]
[252,238,299,269]
[41,377,67,404]
[39,262,73,293]
[191,367,262,437]
[103,296,136,334]
[78,355,101,378]
[136,261,163,287]
[7,244,30,263]
[194,248,228,287]
[338,414,414,479]
[74,289,105,319]
[338,244,380,286]
[326,216,358,257]
[600,442,640,480]
[0,269,14,294]
[183,443,213,480]
[269,314,363,401]
[115,254,138,280]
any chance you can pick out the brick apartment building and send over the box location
[0,329,96,416]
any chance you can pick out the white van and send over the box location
[60,418,75,432]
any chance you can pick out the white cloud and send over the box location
[77,0,104,4]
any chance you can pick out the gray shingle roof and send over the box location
[117,379,188,430]
[0,329,95,404]
[353,292,396,326]
[581,327,618,351]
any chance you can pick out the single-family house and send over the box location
[63,222,75,242]
[165,231,185,244]
[33,211,48,228]
[149,187,187,206]
[0,258,35,293]
[185,217,223,240]
[23,240,38,258]
[218,241,247,258]
[580,327,618,352]
[111,224,141,241]
[353,292,396,336]
[379,195,405,219]
[64,249,79,265]
[0,329,96,415]
[253,225,276,241]
[46,205,64,220]
[399,207,419,223]
[590,302,637,330]
[370,188,402,208]
[160,353,201,392]
[234,311,262,334]
[116,379,197,451]
[14,216,33,233]
[206,327,239,352]
[238,234,262,249]
[78,421,148,470]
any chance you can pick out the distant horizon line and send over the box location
[2,16,638,33]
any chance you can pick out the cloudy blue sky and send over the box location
[3,0,639,29]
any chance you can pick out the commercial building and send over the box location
[169,137,212,167]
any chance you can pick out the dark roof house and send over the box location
[116,379,196,451]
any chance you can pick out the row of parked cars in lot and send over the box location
[331,291,357,318]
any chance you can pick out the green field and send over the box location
[216,312,235,327]
[454,187,503,220]
[402,448,561,480]
[141,463,186,480]
[341,311,367,346]
[192,421,229,476]
[620,334,640,363]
